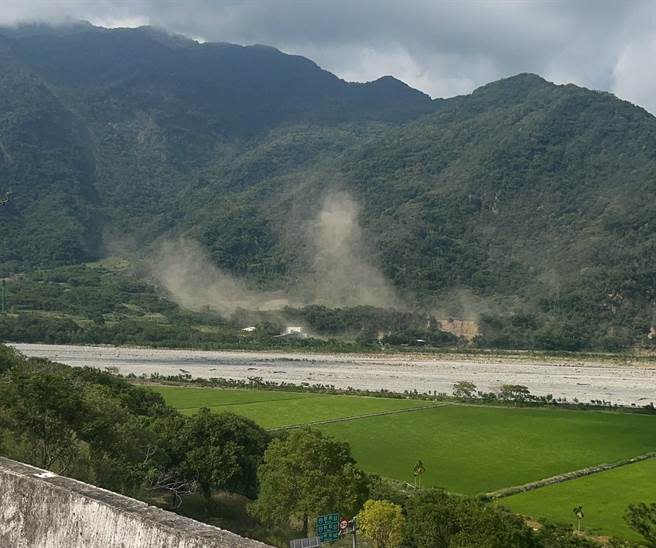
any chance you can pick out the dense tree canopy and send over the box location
[177,408,270,501]
[405,490,538,548]
[0,344,269,502]
[358,499,405,548]
[625,502,656,546]
[249,428,370,536]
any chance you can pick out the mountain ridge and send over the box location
[0,23,654,350]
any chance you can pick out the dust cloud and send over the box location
[150,239,289,316]
[301,192,398,308]
[149,191,399,315]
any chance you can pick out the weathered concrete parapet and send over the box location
[0,457,272,548]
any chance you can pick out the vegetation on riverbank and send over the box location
[3,262,656,359]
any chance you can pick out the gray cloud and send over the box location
[2,1,656,113]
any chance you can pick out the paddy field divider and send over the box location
[268,402,452,431]
[486,451,656,500]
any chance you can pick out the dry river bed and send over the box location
[9,343,656,406]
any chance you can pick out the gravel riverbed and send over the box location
[10,343,656,406]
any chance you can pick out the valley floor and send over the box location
[11,343,656,406]
[151,385,656,542]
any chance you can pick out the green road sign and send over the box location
[316,512,340,542]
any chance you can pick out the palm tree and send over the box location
[413,460,426,488]
[573,506,584,533]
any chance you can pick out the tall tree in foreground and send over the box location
[249,428,369,536]
[178,408,270,503]
[358,499,405,548]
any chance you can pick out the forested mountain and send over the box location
[0,43,100,267]
[0,22,654,350]
[347,74,656,349]
[0,22,437,267]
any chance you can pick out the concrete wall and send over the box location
[0,457,272,548]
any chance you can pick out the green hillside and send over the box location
[0,23,654,350]
[0,47,100,270]
[0,23,438,269]
[345,74,656,349]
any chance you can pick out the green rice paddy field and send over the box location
[503,459,656,541]
[152,385,656,540]
[153,386,428,428]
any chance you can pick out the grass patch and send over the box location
[196,395,430,429]
[153,386,320,410]
[316,405,656,495]
[153,386,428,429]
[501,458,656,541]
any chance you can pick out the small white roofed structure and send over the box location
[241,326,257,332]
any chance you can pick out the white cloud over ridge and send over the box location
[2,0,656,113]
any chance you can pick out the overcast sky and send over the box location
[3,0,656,114]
